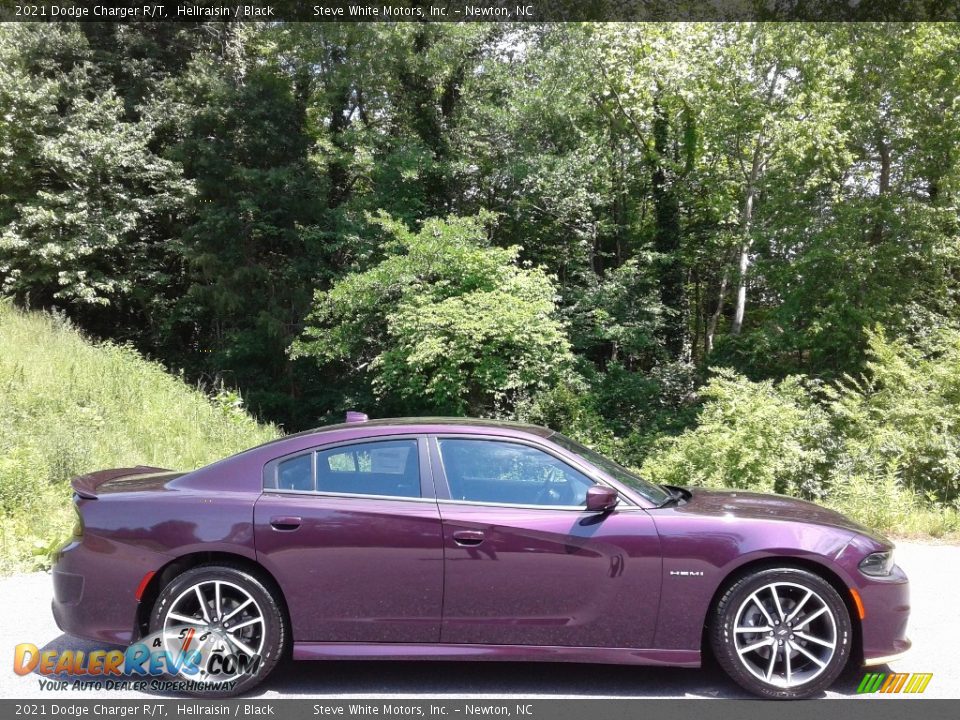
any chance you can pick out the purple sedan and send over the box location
[52,415,910,698]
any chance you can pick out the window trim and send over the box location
[262,434,434,502]
[429,434,636,511]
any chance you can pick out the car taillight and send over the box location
[72,497,84,539]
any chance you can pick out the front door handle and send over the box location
[270,515,302,531]
[453,530,485,547]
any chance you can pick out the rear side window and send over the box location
[316,440,420,498]
[277,454,313,492]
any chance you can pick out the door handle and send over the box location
[270,515,302,531]
[453,530,485,547]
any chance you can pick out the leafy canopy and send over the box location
[292,213,572,415]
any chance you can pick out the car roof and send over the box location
[240,418,556,459]
[274,416,555,444]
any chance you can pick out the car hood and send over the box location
[675,486,881,538]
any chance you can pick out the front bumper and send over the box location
[864,640,912,666]
[856,563,911,663]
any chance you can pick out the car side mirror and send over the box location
[586,485,618,512]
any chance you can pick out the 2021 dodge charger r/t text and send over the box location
[52,415,910,699]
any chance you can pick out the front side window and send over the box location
[316,439,421,498]
[548,432,671,506]
[438,439,594,507]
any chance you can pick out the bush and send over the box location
[640,328,960,537]
[0,301,279,574]
[641,369,833,498]
[827,328,960,503]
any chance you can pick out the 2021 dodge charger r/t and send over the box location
[52,415,910,699]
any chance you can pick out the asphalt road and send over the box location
[2,541,957,699]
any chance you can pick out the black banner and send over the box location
[1,0,959,23]
[4,699,960,720]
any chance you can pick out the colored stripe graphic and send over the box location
[858,672,932,694]
[905,673,933,694]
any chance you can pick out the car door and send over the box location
[432,435,662,649]
[254,435,444,643]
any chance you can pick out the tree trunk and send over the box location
[705,264,729,355]
[731,146,762,336]
[651,99,686,359]
[868,131,891,246]
[730,236,752,335]
[877,133,891,196]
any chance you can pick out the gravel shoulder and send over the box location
[2,541,956,699]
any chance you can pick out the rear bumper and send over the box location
[51,536,169,645]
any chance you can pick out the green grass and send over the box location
[0,301,280,574]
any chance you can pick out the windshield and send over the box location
[549,433,671,506]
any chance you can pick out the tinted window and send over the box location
[438,439,594,507]
[316,440,420,498]
[277,454,313,492]
[549,432,671,505]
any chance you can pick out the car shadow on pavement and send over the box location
[251,658,873,699]
[33,633,874,699]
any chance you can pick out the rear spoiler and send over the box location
[71,466,170,499]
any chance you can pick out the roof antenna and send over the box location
[345,410,369,424]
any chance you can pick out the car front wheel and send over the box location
[711,567,852,699]
[148,563,286,697]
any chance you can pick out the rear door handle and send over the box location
[453,530,485,547]
[270,515,302,531]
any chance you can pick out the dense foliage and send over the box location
[0,301,278,573]
[2,22,960,538]
[643,330,960,535]
[291,213,572,415]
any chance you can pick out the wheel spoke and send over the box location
[225,632,257,657]
[194,586,211,623]
[167,612,205,626]
[739,637,774,654]
[765,646,778,681]
[785,590,812,623]
[770,585,786,622]
[229,616,263,631]
[732,581,837,689]
[165,578,266,677]
[793,606,828,629]
[791,640,827,668]
[749,592,776,626]
[222,597,253,622]
[794,630,835,649]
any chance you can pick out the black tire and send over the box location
[710,567,852,699]
[148,563,286,697]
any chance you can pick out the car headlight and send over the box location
[859,550,895,577]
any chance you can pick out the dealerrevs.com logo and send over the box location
[13,629,261,693]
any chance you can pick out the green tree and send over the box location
[0,25,190,307]
[292,213,572,415]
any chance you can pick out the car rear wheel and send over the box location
[710,567,852,699]
[148,564,286,697]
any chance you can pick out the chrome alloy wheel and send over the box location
[161,579,266,679]
[732,581,838,688]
